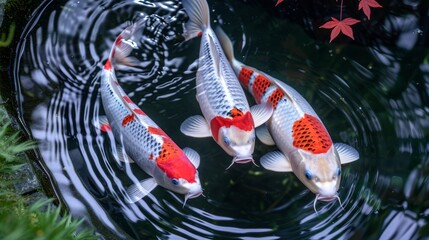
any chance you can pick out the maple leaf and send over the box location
[358,0,382,19]
[275,0,284,6]
[319,17,360,42]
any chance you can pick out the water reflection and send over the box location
[11,0,429,239]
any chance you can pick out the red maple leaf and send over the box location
[275,0,284,6]
[319,17,360,42]
[358,0,382,19]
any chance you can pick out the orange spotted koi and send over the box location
[99,17,202,204]
[216,27,359,212]
[180,0,273,168]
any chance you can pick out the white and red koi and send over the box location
[99,18,202,204]
[180,0,273,168]
[216,27,359,211]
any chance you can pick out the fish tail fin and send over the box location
[182,0,210,41]
[215,26,235,63]
[108,18,146,67]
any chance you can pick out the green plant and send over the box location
[0,112,96,240]
[0,199,96,240]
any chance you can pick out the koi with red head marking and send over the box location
[216,26,360,212]
[98,16,203,205]
[180,0,273,168]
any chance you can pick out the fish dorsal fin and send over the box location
[260,151,292,172]
[334,143,359,164]
[256,125,276,146]
[215,26,234,63]
[183,147,200,168]
[250,102,273,127]
[180,115,211,138]
[126,178,158,203]
[207,34,222,79]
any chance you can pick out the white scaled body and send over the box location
[100,18,202,204]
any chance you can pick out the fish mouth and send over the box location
[183,190,203,207]
[317,195,337,202]
[226,156,257,169]
[233,156,253,164]
[313,194,343,215]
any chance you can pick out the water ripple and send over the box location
[12,0,429,239]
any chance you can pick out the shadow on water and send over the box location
[0,0,428,239]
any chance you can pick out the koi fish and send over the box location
[180,0,273,168]
[99,18,203,204]
[216,27,359,211]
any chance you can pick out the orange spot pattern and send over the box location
[268,88,285,109]
[238,67,254,88]
[210,111,254,142]
[292,114,332,154]
[156,138,196,183]
[229,108,243,117]
[252,75,271,103]
[122,114,135,127]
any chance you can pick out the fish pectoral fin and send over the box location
[256,125,276,146]
[126,178,158,203]
[183,147,200,168]
[260,151,292,172]
[180,115,211,138]
[94,116,112,132]
[114,145,135,163]
[250,102,274,127]
[334,143,360,164]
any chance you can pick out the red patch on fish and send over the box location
[100,124,111,132]
[197,32,203,37]
[123,96,133,103]
[149,153,154,160]
[292,114,332,154]
[122,114,135,127]
[104,59,112,71]
[133,109,145,115]
[210,110,254,142]
[148,126,167,137]
[155,138,196,183]
[252,75,271,103]
[111,36,123,59]
[268,88,285,109]
[115,35,123,46]
[238,67,254,88]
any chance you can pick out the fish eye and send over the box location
[337,168,341,176]
[172,179,179,185]
[304,170,313,180]
[223,136,231,145]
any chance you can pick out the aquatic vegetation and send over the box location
[0,113,96,240]
[0,23,15,47]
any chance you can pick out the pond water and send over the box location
[8,0,429,239]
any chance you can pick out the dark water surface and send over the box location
[8,0,429,239]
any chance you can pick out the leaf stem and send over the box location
[340,0,344,20]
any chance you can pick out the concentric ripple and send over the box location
[13,0,428,239]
